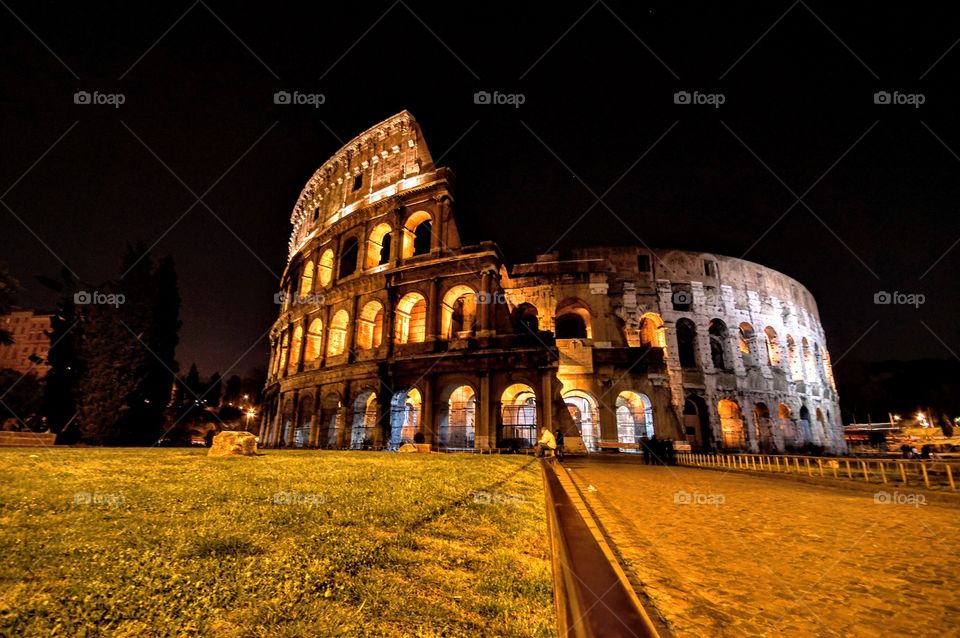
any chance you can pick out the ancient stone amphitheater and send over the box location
[260,111,844,454]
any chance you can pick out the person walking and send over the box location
[554,429,565,460]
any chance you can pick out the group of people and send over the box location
[900,443,939,460]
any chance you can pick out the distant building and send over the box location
[0,310,53,376]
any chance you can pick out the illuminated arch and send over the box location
[501,383,537,449]
[764,326,781,366]
[402,210,433,258]
[718,398,745,449]
[299,260,314,296]
[327,310,349,356]
[395,292,427,344]
[339,236,360,278]
[708,319,731,370]
[356,300,384,350]
[440,284,478,339]
[365,223,393,269]
[317,249,334,286]
[563,389,598,452]
[304,318,323,362]
[287,326,303,373]
[639,312,665,348]
[350,390,378,449]
[615,391,653,452]
[786,335,803,381]
[555,298,592,339]
[389,387,421,447]
[439,384,476,449]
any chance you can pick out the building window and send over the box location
[703,259,716,277]
[637,254,651,273]
[352,173,363,191]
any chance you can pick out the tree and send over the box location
[39,267,82,441]
[0,370,43,430]
[206,371,222,409]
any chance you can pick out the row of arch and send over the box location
[270,383,656,452]
[710,397,832,452]
[639,313,833,387]
[293,210,435,296]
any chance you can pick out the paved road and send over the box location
[562,456,960,638]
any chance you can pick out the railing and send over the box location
[676,452,960,491]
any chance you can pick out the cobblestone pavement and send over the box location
[562,456,960,638]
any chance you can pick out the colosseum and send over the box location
[259,111,845,455]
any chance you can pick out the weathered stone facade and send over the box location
[261,111,844,454]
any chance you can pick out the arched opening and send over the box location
[739,322,756,367]
[639,313,665,348]
[317,249,334,286]
[814,343,826,384]
[280,400,294,447]
[439,384,476,449]
[514,303,539,334]
[389,388,421,447]
[356,300,384,350]
[327,310,349,356]
[555,299,591,339]
[718,399,745,450]
[708,319,731,370]
[786,335,803,381]
[304,318,323,363]
[779,403,798,449]
[676,318,699,369]
[563,390,598,452]
[338,237,360,279]
[299,260,314,296]
[764,326,781,366]
[294,395,313,448]
[753,402,775,452]
[287,326,303,374]
[682,394,712,451]
[320,393,342,448]
[402,211,433,258]
[616,391,653,452]
[350,390,378,450]
[501,383,537,449]
[395,293,427,344]
[365,223,393,269]
[440,285,478,339]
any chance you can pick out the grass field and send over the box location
[0,449,554,637]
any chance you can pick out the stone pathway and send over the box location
[562,455,960,637]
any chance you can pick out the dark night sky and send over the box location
[2,1,959,381]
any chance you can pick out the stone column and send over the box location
[540,372,554,434]
[478,269,492,336]
[421,375,435,446]
[476,372,491,449]
[426,278,440,341]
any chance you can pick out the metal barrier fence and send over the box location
[676,452,960,491]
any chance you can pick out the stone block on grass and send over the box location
[208,431,258,457]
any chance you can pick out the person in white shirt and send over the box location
[537,427,557,457]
